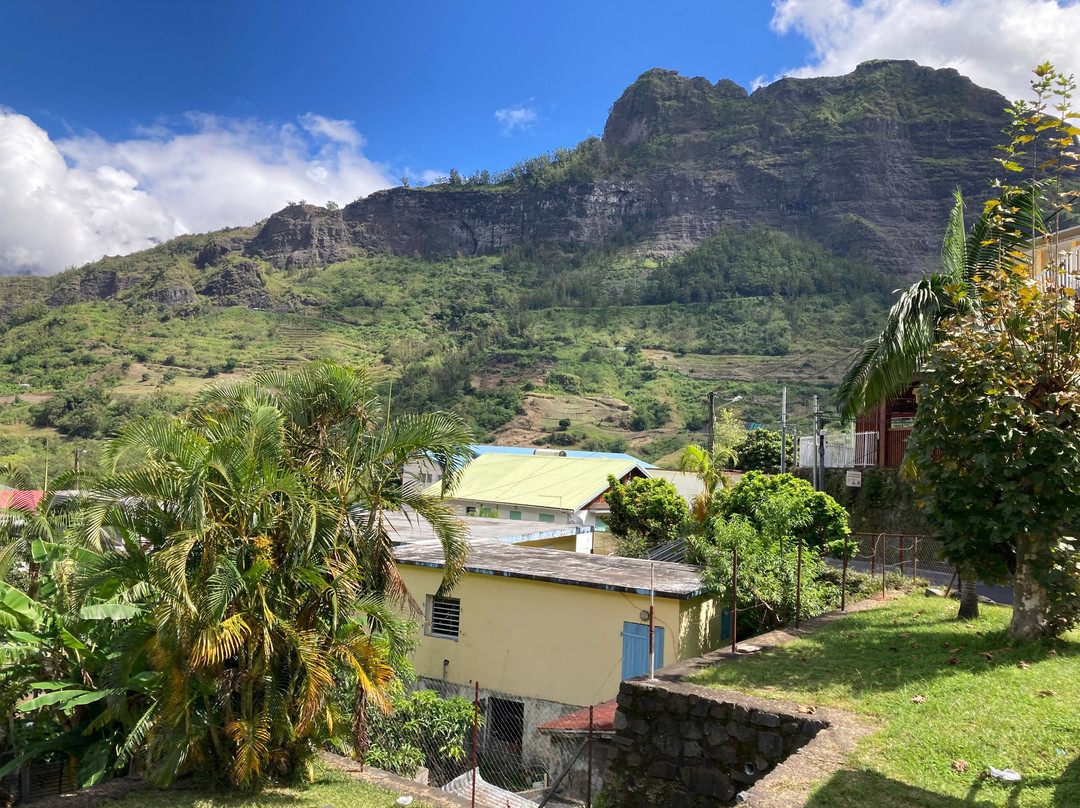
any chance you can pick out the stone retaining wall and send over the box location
[606,680,826,806]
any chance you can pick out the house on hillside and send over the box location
[425,453,651,531]
[393,537,728,763]
[403,444,652,488]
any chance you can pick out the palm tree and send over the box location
[835,185,1041,423]
[187,360,475,601]
[75,361,474,788]
[679,443,737,526]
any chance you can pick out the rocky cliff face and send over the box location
[242,60,1008,280]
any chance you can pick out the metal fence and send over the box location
[360,680,599,807]
[796,431,879,468]
[841,532,951,587]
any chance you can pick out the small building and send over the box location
[426,453,651,530]
[393,538,728,763]
[403,444,653,489]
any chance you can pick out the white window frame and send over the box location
[426,595,461,641]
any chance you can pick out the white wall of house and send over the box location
[448,501,608,532]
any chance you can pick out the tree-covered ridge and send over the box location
[642,226,884,303]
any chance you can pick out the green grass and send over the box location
[111,764,436,808]
[689,595,1080,807]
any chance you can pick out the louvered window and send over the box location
[426,596,461,640]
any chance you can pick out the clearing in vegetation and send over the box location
[690,594,1080,807]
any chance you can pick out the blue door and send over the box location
[621,622,664,680]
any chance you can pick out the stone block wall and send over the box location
[606,679,826,806]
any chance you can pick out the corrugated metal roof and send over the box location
[430,454,645,512]
[442,769,538,808]
[394,539,708,598]
[381,511,590,546]
[470,444,655,468]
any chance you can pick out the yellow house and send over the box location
[394,539,727,714]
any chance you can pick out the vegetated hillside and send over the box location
[0,59,1011,473]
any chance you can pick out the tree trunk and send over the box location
[1009,533,1049,640]
[957,574,979,620]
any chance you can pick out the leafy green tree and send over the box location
[692,516,830,635]
[605,474,688,555]
[722,472,849,553]
[910,272,1080,639]
[732,429,792,474]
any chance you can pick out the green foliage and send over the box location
[628,396,672,431]
[605,474,688,553]
[692,516,831,636]
[910,62,1080,640]
[57,361,476,789]
[722,471,850,553]
[642,226,883,304]
[910,274,1080,636]
[733,428,791,474]
[363,689,476,779]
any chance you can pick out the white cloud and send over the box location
[0,109,394,275]
[769,0,1080,102]
[494,105,538,133]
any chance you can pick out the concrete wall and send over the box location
[605,680,825,806]
[398,563,689,706]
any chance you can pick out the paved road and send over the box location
[827,558,1013,604]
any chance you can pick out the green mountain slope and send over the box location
[0,60,1010,474]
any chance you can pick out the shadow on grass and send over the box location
[691,600,1080,702]
[805,768,1070,808]
[1053,753,1080,807]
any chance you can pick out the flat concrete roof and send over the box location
[393,539,709,599]
[382,512,590,545]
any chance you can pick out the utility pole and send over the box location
[780,386,788,475]
[812,396,820,491]
[816,408,827,492]
[707,391,716,453]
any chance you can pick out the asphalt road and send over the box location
[828,558,1014,605]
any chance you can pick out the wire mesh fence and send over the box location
[840,532,952,589]
[358,679,595,806]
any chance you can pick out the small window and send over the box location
[509,511,522,520]
[538,513,555,523]
[594,517,608,531]
[465,506,477,516]
[426,596,461,640]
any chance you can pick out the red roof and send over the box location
[537,699,617,734]
[0,490,44,511]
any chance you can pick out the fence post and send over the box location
[795,537,803,630]
[912,537,918,583]
[731,547,738,653]
[881,535,886,599]
[471,682,479,808]
[587,705,594,808]
[841,540,848,612]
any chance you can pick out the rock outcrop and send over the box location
[242,60,1007,280]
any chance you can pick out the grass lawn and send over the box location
[689,594,1080,807]
[109,764,437,808]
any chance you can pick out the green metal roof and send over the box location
[429,454,643,512]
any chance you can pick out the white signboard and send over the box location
[845,471,862,487]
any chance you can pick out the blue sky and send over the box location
[1,0,1078,274]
